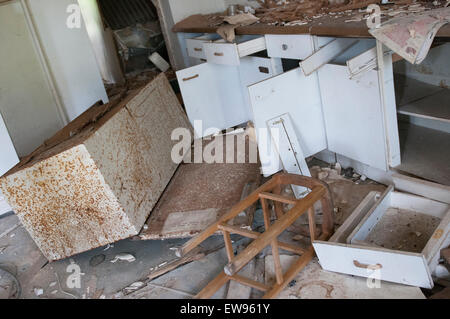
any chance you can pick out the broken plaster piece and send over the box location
[111,253,136,263]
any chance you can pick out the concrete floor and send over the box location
[0,161,427,299]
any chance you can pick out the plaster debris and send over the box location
[111,253,136,263]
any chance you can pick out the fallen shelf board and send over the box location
[395,122,450,186]
[398,89,450,124]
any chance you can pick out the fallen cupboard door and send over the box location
[176,63,248,137]
[313,241,434,289]
[0,112,19,176]
[248,68,327,176]
[318,64,391,171]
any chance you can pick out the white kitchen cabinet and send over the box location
[265,34,314,60]
[203,36,266,66]
[176,56,283,137]
[248,68,328,176]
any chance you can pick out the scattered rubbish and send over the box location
[33,287,43,296]
[111,253,136,263]
[49,281,57,288]
[149,52,170,72]
[360,175,367,182]
[103,244,114,251]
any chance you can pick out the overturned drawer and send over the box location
[186,34,221,60]
[314,185,450,289]
[204,36,266,66]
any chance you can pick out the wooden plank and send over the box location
[172,13,450,38]
[259,192,297,205]
[217,224,305,255]
[231,274,269,293]
[248,68,327,176]
[300,38,358,75]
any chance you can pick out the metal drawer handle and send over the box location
[214,52,224,56]
[353,260,382,270]
[194,48,202,52]
[259,66,269,74]
[183,74,199,82]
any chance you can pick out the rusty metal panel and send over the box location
[0,74,191,261]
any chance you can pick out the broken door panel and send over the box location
[248,68,327,176]
[177,63,248,138]
[0,112,19,177]
[318,63,394,171]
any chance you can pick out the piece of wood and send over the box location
[307,207,316,242]
[261,197,283,285]
[300,38,358,76]
[259,192,297,205]
[248,68,327,176]
[217,224,305,255]
[194,271,230,299]
[223,230,235,262]
[231,274,269,293]
[147,251,206,281]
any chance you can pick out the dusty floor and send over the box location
[0,159,427,299]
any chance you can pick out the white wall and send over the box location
[0,1,65,157]
[28,0,108,121]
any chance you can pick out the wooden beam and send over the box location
[259,192,297,205]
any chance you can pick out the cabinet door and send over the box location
[176,63,248,137]
[238,56,283,121]
[318,62,400,171]
[248,68,328,176]
[0,112,19,176]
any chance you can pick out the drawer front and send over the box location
[204,42,240,66]
[186,38,208,59]
[266,34,314,60]
[314,241,434,289]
